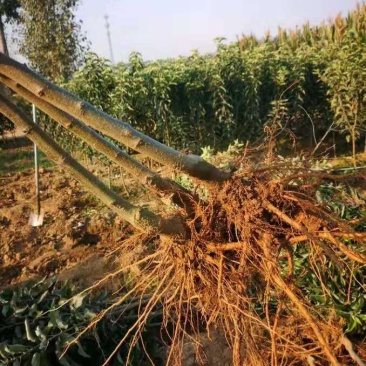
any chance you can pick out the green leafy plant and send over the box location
[0,278,163,365]
[294,182,366,335]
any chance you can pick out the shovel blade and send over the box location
[29,209,44,227]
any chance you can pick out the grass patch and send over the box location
[0,147,54,174]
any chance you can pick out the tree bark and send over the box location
[0,74,196,213]
[0,53,230,182]
[0,18,9,56]
[0,92,186,237]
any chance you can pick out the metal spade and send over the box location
[29,104,44,226]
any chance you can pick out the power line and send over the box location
[104,15,115,64]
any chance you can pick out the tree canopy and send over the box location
[18,0,87,80]
[0,0,21,22]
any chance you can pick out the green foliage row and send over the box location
[296,182,366,335]
[52,4,366,155]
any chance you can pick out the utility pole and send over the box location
[104,15,115,64]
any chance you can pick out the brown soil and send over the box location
[0,167,135,289]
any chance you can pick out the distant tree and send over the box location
[0,1,21,136]
[0,0,21,55]
[18,0,88,80]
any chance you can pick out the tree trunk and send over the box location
[0,53,230,183]
[0,17,9,56]
[0,74,196,213]
[0,92,186,237]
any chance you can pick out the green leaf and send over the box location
[4,344,29,354]
[25,318,38,342]
[38,290,50,304]
[57,333,75,348]
[15,325,22,338]
[116,351,124,364]
[77,343,90,358]
[49,311,68,330]
[35,326,47,342]
[70,293,86,309]
[13,305,28,314]
[39,340,49,351]
[31,352,42,366]
[83,308,97,320]
[0,345,10,361]
[58,356,73,366]
[2,304,10,316]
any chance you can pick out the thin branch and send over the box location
[299,105,317,146]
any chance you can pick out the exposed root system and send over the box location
[77,161,366,366]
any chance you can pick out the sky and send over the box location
[76,0,360,63]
